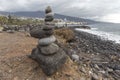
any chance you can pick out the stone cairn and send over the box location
[29,6,67,76]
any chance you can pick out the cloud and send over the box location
[0,0,120,23]
[100,13,120,23]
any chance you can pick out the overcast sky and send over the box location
[0,0,120,23]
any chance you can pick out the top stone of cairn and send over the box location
[45,6,52,13]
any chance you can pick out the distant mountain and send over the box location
[0,11,98,24]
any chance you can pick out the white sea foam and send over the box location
[91,28,98,30]
[75,28,120,43]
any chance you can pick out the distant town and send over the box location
[0,14,87,27]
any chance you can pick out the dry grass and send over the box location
[54,28,75,44]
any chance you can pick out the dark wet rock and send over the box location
[39,43,59,55]
[30,48,67,76]
[38,35,56,46]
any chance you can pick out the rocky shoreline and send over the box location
[0,27,120,80]
[66,28,120,80]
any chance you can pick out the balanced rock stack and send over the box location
[29,6,67,76]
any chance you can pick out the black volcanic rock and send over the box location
[29,48,67,76]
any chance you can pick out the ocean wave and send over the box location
[75,28,120,43]
[91,28,98,30]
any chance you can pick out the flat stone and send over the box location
[44,30,54,36]
[38,35,56,46]
[45,12,54,18]
[30,29,53,39]
[43,25,54,31]
[45,16,54,22]
[45,22,55,25]
[71,54,79,61]
[40,43,59,55]
[29,48,67,76]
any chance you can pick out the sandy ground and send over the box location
[0,32,86,80]
[0,32,37,60]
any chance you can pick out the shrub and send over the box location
[54,28,75,43]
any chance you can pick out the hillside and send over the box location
[0,11,97,24]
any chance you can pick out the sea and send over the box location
[75,23,120,43]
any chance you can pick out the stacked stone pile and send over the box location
[29,6,67,76]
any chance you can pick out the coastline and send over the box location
[76,28,120,43]
[67,28,120,79]
[0,27,120,80]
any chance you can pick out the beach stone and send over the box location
[45,6,52,14]
[29,6,68,76]
[44,30,54,36]
[29,48,40,60]
[45,22,55,25]
[40,43,59,55]
[30,48,67,76]
[45,16,54,22]
[46,12,54,17]
[91,73,99,80]
[71,54,79,61]
[43,25,54,31]
[38,35,56,46]
[30,29,52,39]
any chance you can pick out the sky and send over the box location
[0,0,120,23]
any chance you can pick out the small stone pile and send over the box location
[29,6,67,76]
